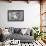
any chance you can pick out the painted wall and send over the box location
[0,1,40,28]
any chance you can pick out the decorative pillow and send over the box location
[14,28,21,33]
[25,28,31,35]
[8,27,14,34]
[2,29,10,36]
[21,28,27,35]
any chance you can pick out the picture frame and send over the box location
[8,10,24,21]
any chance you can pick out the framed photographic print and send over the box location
[8,10,24,21]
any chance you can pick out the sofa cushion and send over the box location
[9,33,34,43]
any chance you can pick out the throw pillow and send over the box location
[24,28,31,35]
[21,28,27,35]
[8,27,14,34]
[14,28,21,33]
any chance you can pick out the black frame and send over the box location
[8,10,24,21]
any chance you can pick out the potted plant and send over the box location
[32,27,43,40]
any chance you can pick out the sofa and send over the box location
[3,27,34,43]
